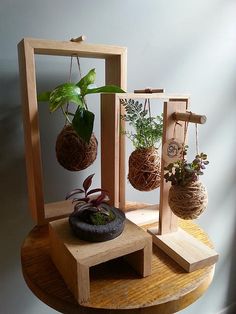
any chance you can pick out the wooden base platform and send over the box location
[49,218,152,304]
[148,227,218,272]
[21,220,216,314]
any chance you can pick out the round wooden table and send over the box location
[21,220,215,314]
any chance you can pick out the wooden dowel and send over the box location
[173,112,207,124]
[70,35,87,43]
[134,88,164,94]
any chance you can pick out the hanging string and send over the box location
[172,121,180,139]
[195,123,199,155]
[182,111,192,160]
[147,99,154,147]
[76,55,88,109]
[63,56,74,125]
[68,56,73,82]
[76,56,82,79]
[63,55,86,126]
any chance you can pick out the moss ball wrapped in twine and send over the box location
[168,181,208,220]
[128,147,161,191]
[55,125,98,171]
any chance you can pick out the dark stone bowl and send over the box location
[69,204,126,242]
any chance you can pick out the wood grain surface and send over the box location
[21,220,215,314]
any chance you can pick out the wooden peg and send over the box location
[173,112,207,124]
[70,35,87,43]
[134,88,164,94]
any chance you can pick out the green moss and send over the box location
[89,209,115,225]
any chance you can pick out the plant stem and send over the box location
[61,106,72,124]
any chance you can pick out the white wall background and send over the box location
[0,0,236,313]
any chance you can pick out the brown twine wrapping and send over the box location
[55,125,98,171]
[168,181,208,220]
[128,147,161,191]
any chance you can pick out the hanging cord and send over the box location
[172,121,181,139]
[76,56,82,79]
[147,98,154,147]
[182,112,192,161]
[143,98,154,147]
[76,56,88,110]
[62,55,87,126]
[195,123,199,155]
[67,56,74,122]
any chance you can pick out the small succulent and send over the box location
[120,99,163,149]
[164,147,209,186]
[66,174,114,225]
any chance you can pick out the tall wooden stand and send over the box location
[110,93,218,272]
[18,37,127,225]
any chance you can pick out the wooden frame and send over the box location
[18,38,127,225]
[112,93,218,272]
[107,93,190,214]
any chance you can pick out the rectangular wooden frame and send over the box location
[18,38,127,225]
[114,93,218,272]
[102,93,189,232]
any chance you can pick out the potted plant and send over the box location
[164,147,209,219]
[66,174,126,242]
[38,68,124,171]
[121,99,163,191]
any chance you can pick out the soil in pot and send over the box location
[56,125,98,171]
[168,180,208,220]
[128,147,161,191]
[69,203,126,242]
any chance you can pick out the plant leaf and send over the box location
[91,192,107,206]
[87,188,109,196]
[37,91,51,102]
[65,188,84,200]
[49,83,82,112]
[85,85,125,95]
[72,108,95,143]
[77,68,96,95]
[83,174,95,194]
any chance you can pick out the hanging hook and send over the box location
[70,35,87,43]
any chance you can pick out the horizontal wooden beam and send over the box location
[116,93,190,100]
[134,88,164,93]
[19,38,127,58]
[173,112,207,124]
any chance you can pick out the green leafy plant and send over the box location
[164,147,209,186]
[38,68,125,143]
[66,174,115,225]
[120,99,163,149]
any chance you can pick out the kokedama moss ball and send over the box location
[128,147,161,191]
[56,125,98,171]
[168,180,208,220]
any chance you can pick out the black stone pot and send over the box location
[69,204,126,242]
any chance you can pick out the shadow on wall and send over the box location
[0,96,38,312]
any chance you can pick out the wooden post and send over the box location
[18,39,45,224]
[101,94,120,207]
[159,100,188,234]
[102,53,127,207]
